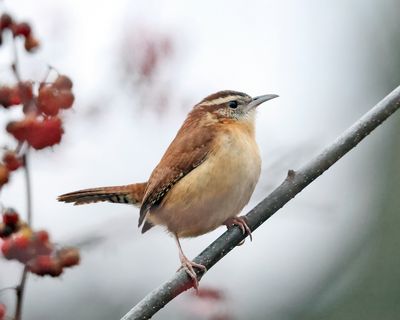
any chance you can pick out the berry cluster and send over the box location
[1,74,74,150]
[0,13,39,52]
[0,75,74,112]
[38,76,74,115]
[6,115,64,150]
[0,82,32,108]
[0,10,79,319]
[0,209,80,277]
[0,77,74,188]
[0,12,75,157]
[0,13,75,191]
[0,73,74,185]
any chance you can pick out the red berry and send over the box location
[0,85,26,108]
[37,255,53,268]
[32,230,53,255]
[6,116,64,149]
[24,35,39,52]
[0,82,32,107]
[2,229,35,262]
[16,82,33,104]
[0,13,12,29]
[36,242,53,256]
[6,116,36,141]
[13,233,30,250]
[35,230,49,243]
[58,247,80,267]
[58,90,74,109]
[8,86,22,105]
[2,208,19,225]
[0,86,12,107]
[196,288,224,301]
[14,22,31,37]
[1,238,16,259]
[27,255,63,277]
[3,151,22,171]
[10,230,34,263]
[28,117,64,150]
[54,75,73,90]
[0,165,9,187]
[0,303,6,319]
[38,85,74,114]
[38,85,60,116]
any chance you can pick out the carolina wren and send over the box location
[58,90,278,288]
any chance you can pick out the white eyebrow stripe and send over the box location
[198,95,244,106]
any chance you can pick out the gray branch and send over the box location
[121,85,400,320]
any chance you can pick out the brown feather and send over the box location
[58,182,147,206]
[141,220,154,233]
[198,90,249,105]
[139,106,218,228]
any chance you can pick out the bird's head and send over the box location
[194,90,278,122]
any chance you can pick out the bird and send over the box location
[58,90,278,288]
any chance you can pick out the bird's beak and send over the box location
[246,94,279,111]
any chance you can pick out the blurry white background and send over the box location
[1,0,399,319]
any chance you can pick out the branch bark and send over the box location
[121,85,400,320]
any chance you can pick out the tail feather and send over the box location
[57,182,147,206]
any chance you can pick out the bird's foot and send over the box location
[178,255,207,290]
[224,216,253,242]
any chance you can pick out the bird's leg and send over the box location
[173,234,206,290]
[224,216,253,241]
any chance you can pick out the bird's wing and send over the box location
[139,111,216,227]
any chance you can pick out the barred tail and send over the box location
[57,182,147,206]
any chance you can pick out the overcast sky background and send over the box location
[1,1,399,319]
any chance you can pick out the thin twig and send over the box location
[120,85,400,320]
[0,287,16,295]
[9,35,33,320]
[14,266,28,320]
[22,153,32,225]
[12,153,32,320]
[11,38,21,83]
[11,37,36,115]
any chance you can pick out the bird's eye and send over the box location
[228,101,238,109]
